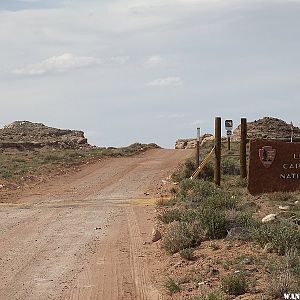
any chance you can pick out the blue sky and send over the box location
[0,0,300,148]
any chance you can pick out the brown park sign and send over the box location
[248,139,300,195]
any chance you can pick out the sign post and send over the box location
[225,120,233,151]
[214,117,221,186]
[196,127,201,168]
[240,118,247,179]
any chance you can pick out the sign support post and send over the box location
[196,128,200,168]
[214,117,221,186]
[240,118,247,179]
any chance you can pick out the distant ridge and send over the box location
[0,121,89,150]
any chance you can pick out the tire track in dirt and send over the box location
[0,149,193,300]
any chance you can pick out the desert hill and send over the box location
[232,117,300,141]
[0,121,89,150]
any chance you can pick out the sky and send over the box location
[0,0,300,148]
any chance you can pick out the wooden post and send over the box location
[227,136,231,151]
[214,117,221,186]
[196,127,200,167]
[240,118,247,179]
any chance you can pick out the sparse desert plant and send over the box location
[285,248,300,276]
[269,270,298,298]
[164,277,181,294]
[158,208,182,224]
[221,273,247,296]
[162,221,205,254]
[180,248,195,261]
[249,220,300,255]
[268,192,297,203]
[156,197,176,206]
[178,179,236,210]
[197,208,228,239]
[186,292,226,300]
[235,177,248,188]
[222,159,240,175]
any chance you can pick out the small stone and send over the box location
[279,205,289,210]
[151,229,162,242]
[241,257,253,265]
[262,214,277,223]
[295,200,299,204]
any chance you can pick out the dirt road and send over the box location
[0,149,193,300]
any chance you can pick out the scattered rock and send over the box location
[241,257,254,265]
[279,205,289,210]
[262,214,277,223]
[151,229,162,242]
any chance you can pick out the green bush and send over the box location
[180,248,195,261]
[221,273,247,296]
[165,277,181,294]
[178,179,236,210]
[222,159,240,175]
[162,221,205,254]
[158,208,182,224]
[249,220,300,255]
[198,208,228,239]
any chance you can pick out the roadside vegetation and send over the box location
[158,140,300,299]
[0,143,159,198]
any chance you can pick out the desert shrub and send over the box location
[269,270,298,298]
[285,248,300,276]
[235,177,248,188]
[222,159,240,175]
[186,292,225,300]
[171,158,214,182]
[165,277,181,294]
[221,273,247,296]
[156,197,177,206]
[249,220,300,255]
[158,208,182,224]
[171,158,197,182]
[162,221,205,254]
[268,192,297,203]
[180,248,195,261]
[197,208,228,239]
[199,162,214,181]
[0,168,14,179]
[178,179,236,210]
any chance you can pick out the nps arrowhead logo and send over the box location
[259,146,276,168]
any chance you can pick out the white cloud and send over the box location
[110,56,130,64]
[13,53,101,76]
[144,55,167,68]
[147,77,183,87]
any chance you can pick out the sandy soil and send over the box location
[0,149,193,300]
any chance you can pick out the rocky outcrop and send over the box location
[0,121,90,150]
[232,117,300,141]
[175,134,213,149]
